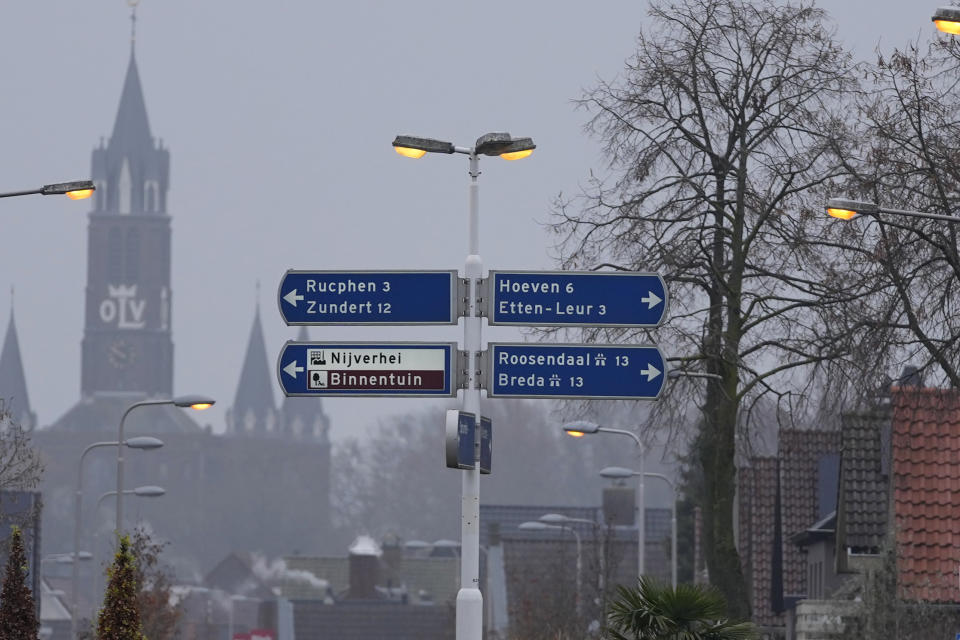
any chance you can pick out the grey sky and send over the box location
[0,1,934,439]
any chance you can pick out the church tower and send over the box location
[81,49,172,398]
[0,302,36,430]
[226,302,279,436]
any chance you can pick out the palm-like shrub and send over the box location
[605,577,758,640]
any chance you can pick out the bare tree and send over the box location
[552,0,858,616]
[824,36,960,391]
[0,398,42,494]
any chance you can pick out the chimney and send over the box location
[603,485,635,525]
[347,536,381,599]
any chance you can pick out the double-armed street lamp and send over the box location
[392,131,534,640]
[600,466,678,589]
[0,180,95,200]
[116,395,213,536]
[519,521,583,615]
[563,421,647,581]
[73,435,163,639]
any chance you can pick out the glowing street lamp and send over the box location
[933,6,960,35]
[0,180,95,200]
[393,130,534,640]
[825,198,960,224]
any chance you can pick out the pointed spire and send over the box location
[110,48,152,155]
[0,305,35,429]
[228,301,276,435]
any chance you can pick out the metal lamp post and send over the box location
[563,421,646,579]
[825,198,960,224]
[92,485,166,608]
[0,180,95,200]
[393,131,534,640]
[539,513,605,592]
[73,435,163,639]
[519,521,583,615]
[116,395,213,536]
[600,466,678,588]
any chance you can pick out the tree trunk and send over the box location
[699,391,749,619]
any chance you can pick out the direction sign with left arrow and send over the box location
[278,270,458,325]
[277,341,457,397]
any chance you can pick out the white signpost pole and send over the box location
[457,148,484,640]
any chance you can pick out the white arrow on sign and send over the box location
[641,292,662,309]
[283,289,304,307]
[640,363,661,381]
[283,361,305,378]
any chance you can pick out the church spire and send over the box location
[111,47,152,154]
[0,303,35,430]
[226,301,278,436]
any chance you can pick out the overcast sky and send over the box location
[0,1,933,439]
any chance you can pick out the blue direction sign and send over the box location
[278,270,458,325]
[487,271,668,327]
[487,343,667,399]
[277,341,457,397]
[445,410,492,474]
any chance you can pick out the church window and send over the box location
[118,158,132,215]
[266,411,276,432]
[244,409,256,432]
[291,417,304,438]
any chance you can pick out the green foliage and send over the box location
[605,577,757,640]
[130,527,182,640]
[97,536,145,640]
[0,526,38,640]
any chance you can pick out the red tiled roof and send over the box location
[892,387,960,603]
[738,456,782,627]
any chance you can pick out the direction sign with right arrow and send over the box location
[487,271,668,327]
[486,342,667,399]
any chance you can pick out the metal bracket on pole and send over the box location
[459,278,486,318]
[457,350,486,390]
[458,278,471,319]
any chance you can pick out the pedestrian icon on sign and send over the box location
[310,371,328,389]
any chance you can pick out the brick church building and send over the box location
[1,42,333,615]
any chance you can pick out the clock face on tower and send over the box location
[108,339,136,369]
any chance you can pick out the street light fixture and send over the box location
[98,485,166,508]
[825,198,960,224]
[0,180,95,200]
[600,466,678,588]
[393,130,533,640]
[519,521,583,615]
[116,395,213,536]
[933,6,960,34]
[73,435,164,639]
[563,421,646,580]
